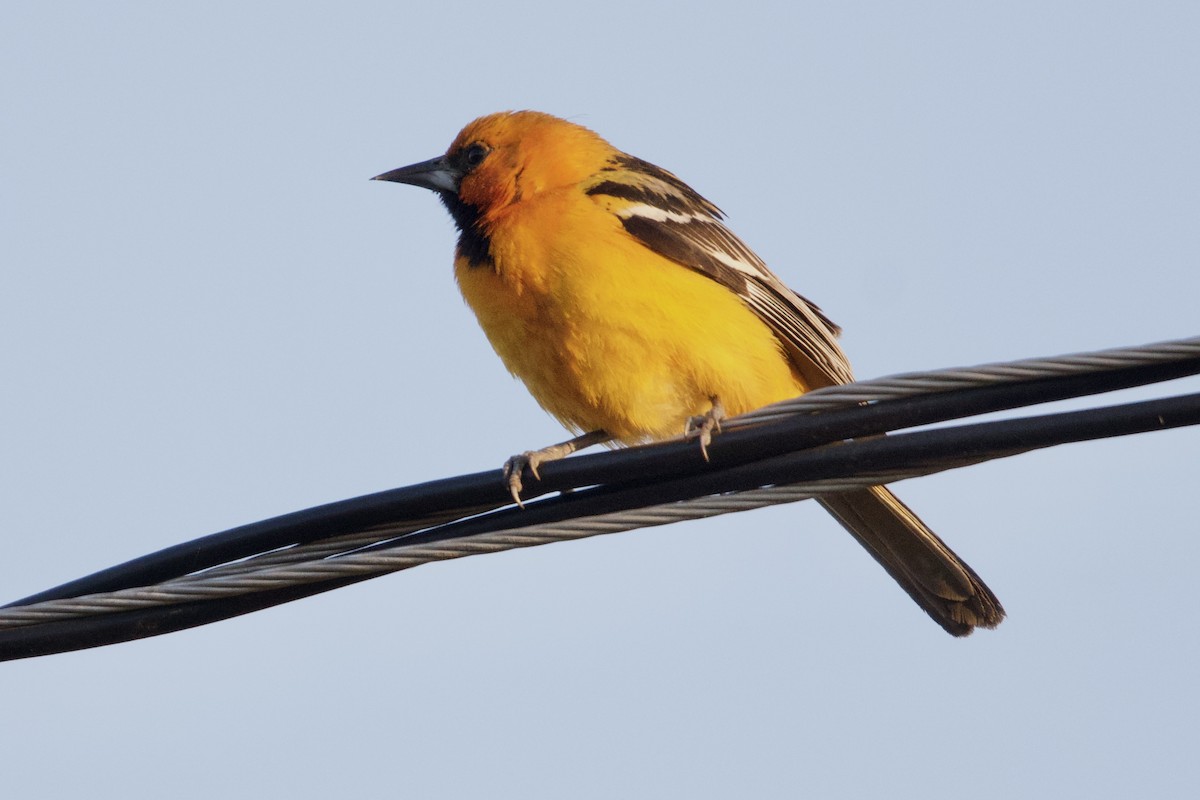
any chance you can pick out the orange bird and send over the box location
[375,111,1003,635]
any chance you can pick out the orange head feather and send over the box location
[448,111,615,222]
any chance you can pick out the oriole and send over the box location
[375,111,1004,636]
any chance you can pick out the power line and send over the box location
[2,335,1198,662]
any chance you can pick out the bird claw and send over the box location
[502,452,543,508]
[501,430,612,508]
[685,396,726,461]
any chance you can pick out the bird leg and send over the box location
[503,429,613,506]
[685,395,726,461]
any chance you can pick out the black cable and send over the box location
[10,354,1199,608]
[2,390,1197,662]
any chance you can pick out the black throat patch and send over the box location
[438,192,493,268]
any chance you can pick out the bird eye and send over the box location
[462,142,490,169]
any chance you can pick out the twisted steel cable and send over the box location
[1,335,1198,658]
[735,335,1200,420]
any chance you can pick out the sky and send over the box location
[2,2,1198,797]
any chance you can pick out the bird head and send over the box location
[373,111,614,227]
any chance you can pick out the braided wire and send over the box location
[0,450,1016,628]
[734,335,1200,422]
[1,334,1197,630]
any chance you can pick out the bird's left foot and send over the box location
[502,429,612,507]
[685,396,726,461]
[503,451,548,507]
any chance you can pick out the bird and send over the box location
[373,110,1004,636]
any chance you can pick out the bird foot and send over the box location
[502,430,612,507]
[685,396,726,461]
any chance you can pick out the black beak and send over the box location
[371,156,460,193]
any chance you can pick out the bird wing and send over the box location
[585,154,854,388]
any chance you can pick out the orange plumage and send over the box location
[375,111,1004,635]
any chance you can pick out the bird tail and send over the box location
[817,486,1005,636]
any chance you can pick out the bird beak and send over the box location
[371,156,460,193]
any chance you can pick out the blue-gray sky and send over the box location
[2,3,1198,798]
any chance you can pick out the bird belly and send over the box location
[454,235,805,443]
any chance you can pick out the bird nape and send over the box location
[374,110,1004,636]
